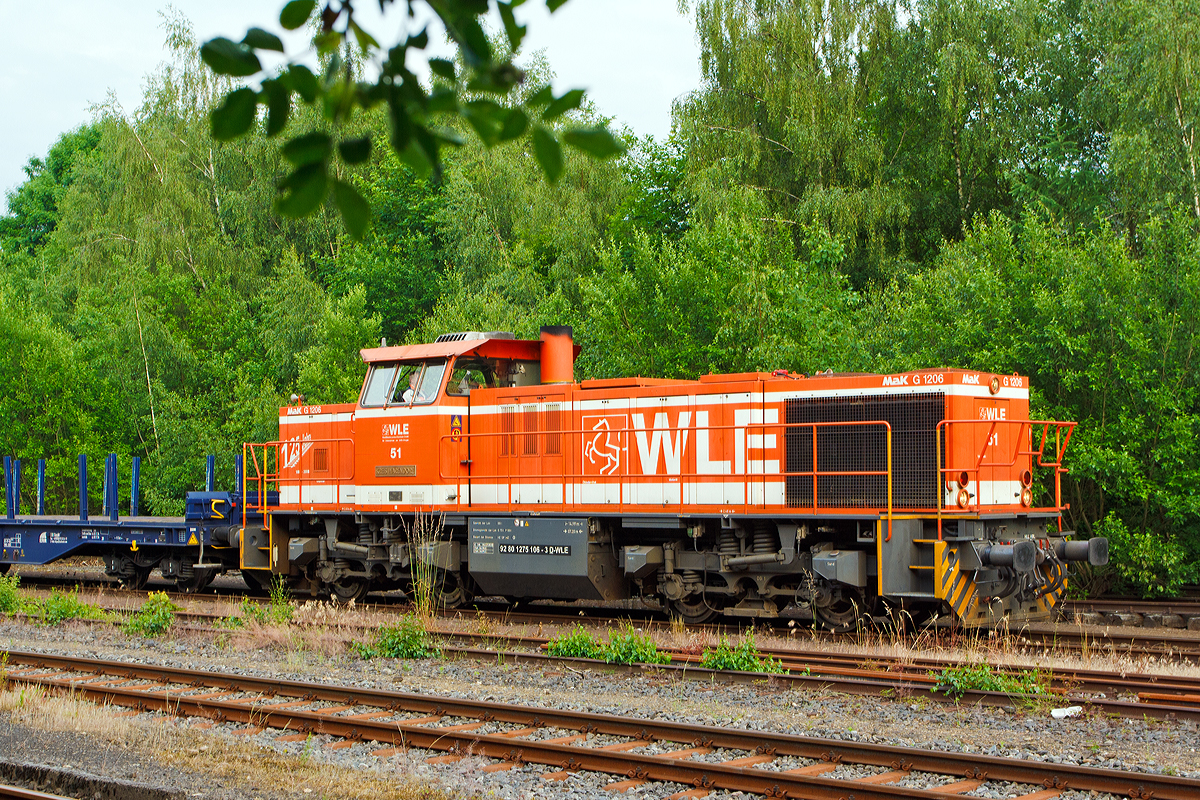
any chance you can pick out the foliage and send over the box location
[600,623,671,666]
[122,592,180,637]
[220,597,267,629]
[352,614,437,659]
[266,575,295,624]
[700,635,786,674]
[930,663,1046,698]
[26,589,113,626]
[871,210,1200,593]
[199,0,624,238]
[0,574,22,614]
[1095,513,1196,598]
[546,625,602,659]
[546,624,669,665]
[223,580,293,628]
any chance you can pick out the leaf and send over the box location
[498,2,527,50]
[532,126,563,183]
[281,132,332,166]
[199,37,262,77]
[542,89,585,121]
[464,100,505,145]
[546,0,569,10]
[333,180,370,240]
[390,104,412,154]
[527,85,554,106]
[338,137,372,164]
[242,27,284,52]
[279,0,316,30]
[562,126,625,158]
[210,88,259,141]
[442,14,491,66]
[348,20,379,51]
[286,64,320,103]
[406,29,430,50]
[429,58,456,81]
[428,88,459,114]
[261,79,291,137]
[275,162,328,217]
[499,108,528,142]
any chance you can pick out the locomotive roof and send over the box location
[360,336,549,363]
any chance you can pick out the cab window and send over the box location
[360,360,446,407]
[361,364,396,406]
[446,358,497,396]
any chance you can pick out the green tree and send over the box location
[676,0,910,286]
[1090,0,1200,237]
[297,284,382,403]
[0,125,101,256]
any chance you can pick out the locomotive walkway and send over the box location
[3,649,1197,800]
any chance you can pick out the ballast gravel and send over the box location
[1,618,1198,800]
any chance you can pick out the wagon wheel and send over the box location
[671,595,721,626]
[330,578,369,604]
[107,555,152,591]
[175,567,216,594]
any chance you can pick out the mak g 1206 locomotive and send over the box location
[1,327,1106,629]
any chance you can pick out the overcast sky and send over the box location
[0,0,701,209]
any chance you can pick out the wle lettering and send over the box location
[631,407,780,476]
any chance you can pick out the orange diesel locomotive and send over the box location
[239,327,1106,629]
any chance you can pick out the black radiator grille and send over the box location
[784,392,944,509]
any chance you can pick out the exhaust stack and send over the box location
[540,325,575,384]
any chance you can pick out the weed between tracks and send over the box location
[353,614,439,659]
[0,684,448,800]
[546,622,671,665]
[122,592,180,637]
[0,575,115,625]
[701,633,787,673]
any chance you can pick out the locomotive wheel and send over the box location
[434,569,472,609]
[811,583,869,633]
[0,563,8,575]
[671,595,720,625]
[240,570,270,597]
[331,578,369,604]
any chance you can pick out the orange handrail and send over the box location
[934,419,1076,539]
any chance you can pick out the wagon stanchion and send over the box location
[4,455,13,520]
[10,459,20,517]
[78,454,87,522]
[131,456,140,517]
[36,458,45,516]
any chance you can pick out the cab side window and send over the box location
[446,359,495,396]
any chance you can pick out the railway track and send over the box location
[0,787,74,800]
[3,649,1197,800]
[1064,598,1200,618]
[10,599,1200,723]
[13,569,1200,667]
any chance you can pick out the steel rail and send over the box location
[1065,598,1200,617]
[4,649,1199,800]
[0,788,76,800]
